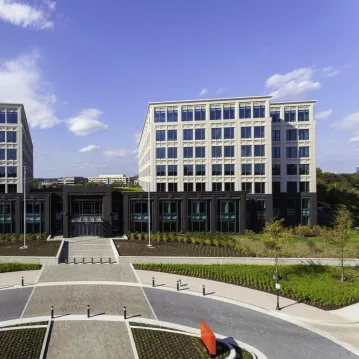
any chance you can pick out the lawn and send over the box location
[134,263,359,309]
[0,240,61,257]
[0,263,42,273]
[0,327,47,359]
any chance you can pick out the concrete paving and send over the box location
[144,288,358,359]
[22,285,155,319]
[46,321,135,359]
[39,264,137,283]
[0,270,40,288]
[0,287,33,321]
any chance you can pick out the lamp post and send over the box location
[20,166,27,249]
[147,177,152,248]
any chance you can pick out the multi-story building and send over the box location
[139,96,317,230]
[0,104,33,193]
[57,176,87,186]
[356,167,359,173]
[88,174,129,186]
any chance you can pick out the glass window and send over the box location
[210,105,222,120]
[272,130,280,141]
[212,128,222,140]
[156,165,166,176]
[7,166,17,178]
[254,163,265,175]
[195,164,205,176]
[196,183,206,191]
[168,165,177,176]
[184,165,193,176]
[224,164,235,176]
[195,106,206,121]
[270,109,280,122]
[224,183,235,191]
[223,105,235,120]
[254,126,265,138]
[183,129,193,141]
[287,164,297,175]
[272,147,280,158]
[287,182,297,194]
[184,183,194,191]
[272,164,281,176]
[241,127,251,138]
[0,132,4,142]
[156,148,166,159]
[182,107,193,121]
[7,131,17,143]
[273,182,281,194]
[242,182,252,193]
[156,130,165,142]
[224,145,234,157]
[254,182,265,194]
[7,149,17,160]
[195,146,205,158]
[0,167,5,177]
[195,128,205,140]
[298,109,309,121]
[300,182,310,193]
[224,127,234,139]
[286,129,297,141]
[212,146,222,158]
[183,147,193,158]
[167,108,178,122]
[239,104,251,119]
[299,164,309,175]
[241,145,252,157]
[253,104,265,118]
[298,129,309,140]
[168,183,178,192]
[242,164,252,176]
[286,147,297,158]
[212,183,222,191]
[0,109,5,123]
[7,109,18,124]
[154,108,166,123]
[167,147,177,159]
[167,130,177,141]
[157,183,166,192]
[285,108,296,122]
[299,146,309,158]
[254,145,265,157]
[0,149,5,160]
[212,164,222,176]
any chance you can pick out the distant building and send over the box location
[35,178,59,188]
[57,177,88,186]
[356,166,359,173]
[88,174,129,186]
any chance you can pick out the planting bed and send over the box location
[0,321,48,328]
[116,240,250,257]
[134,263,359,309]
[0,263,42,273]
[0,327,46,359]
[0,241,61,257]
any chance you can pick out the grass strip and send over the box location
[0,321,48,329]
[134,263,359,309]
[0,263,42,273]
[129,322,186,332]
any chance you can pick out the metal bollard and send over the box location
[100,257,103,264]
[21,277,24,287]
[152,277,155,287]
[179,279,182,287]
[74,258,76,264]
[124,306,127,320]
[87,305,90,318]
[91,258,94,264]
[109,257,112,264]
[51,306,54,319]
[83,257,85,264]
[177,280,179,291]
[203,285,205,296]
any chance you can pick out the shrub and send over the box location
[138,232,144,241]
[27,233,35,241]
[4,233,10,241]
[10,233,18,242]
[306,239,316,251]
[128,232,136,240]
[244,229,256,238]
[35,233,42,241]
[42,232,48,239]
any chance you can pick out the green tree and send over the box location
[262,218,292,280]
[32,179,40,189]
[325,205,353,282]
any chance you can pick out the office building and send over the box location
[57,176,87,186]
[88,174,129,186]
[356,167,359,173]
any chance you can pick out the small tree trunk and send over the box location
[341,244,344,282]
[275,251,279,280]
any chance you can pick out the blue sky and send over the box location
[0,0,358,177]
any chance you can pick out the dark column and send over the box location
[15,195,21,234]
[63,193,69,238]
[210,193,217,232]
[153,194,159,233]
[265,195,274,222]
[181,193,188,233]
[239,194,247,234]
[44,195,51,235]
[311,193,318,225]
[122,194,129,234]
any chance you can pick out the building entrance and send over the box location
[71,222,102,237]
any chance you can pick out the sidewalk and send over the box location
[0,270,40,288]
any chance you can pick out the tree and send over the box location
[262,218,292,280]
[325,205,353,282]
[32,179,40,189]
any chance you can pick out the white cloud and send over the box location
[67,109,108,136]
[44,0,56,11]
[0,0,54,29]
[0,51,60,128]
[266,67,321,99]
[323,66,341,77]
[103,148,137,158]
[199,88,208,97]
[216,88,224,95]
[316,109,333,120]
[348,136,359,143]
[79,145,100,153]
[331,112,359,130]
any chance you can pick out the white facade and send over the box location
[57,177,86,186]
[88,174,129,185]
[0,104,33,193]
[138,96,316,195]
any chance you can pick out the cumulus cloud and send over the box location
[316,109,333,120]
[0,51,60,128]
[199,88,208,97]
[67,109,108,136]
[216,88,224,95]
[331,112,359,130]
[266,67,321,99]
[79,145,100,153]
[0,0,54,29]
[323,66,341,77]
[348,136,359,143]
[103,148,137,158]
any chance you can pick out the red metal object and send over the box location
[200,321,216,355]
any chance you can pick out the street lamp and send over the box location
[20,166,27,249]
[147,184,152,248]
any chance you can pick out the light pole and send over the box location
[147,184,152,248]
[20,166,27,249]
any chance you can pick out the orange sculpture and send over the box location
[200,321,216,355]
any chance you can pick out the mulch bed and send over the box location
[0,327,47,359]
[115,240,243,257]
[0,321,48,329]
[0,241,61,256]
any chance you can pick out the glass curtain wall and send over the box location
[159,200,180,232]
[217,200,239,233]
[0,201,15,233]
[22,201,45,234]
[130,200,149,233]
[188,200,209,232]
[301,198,311,225]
